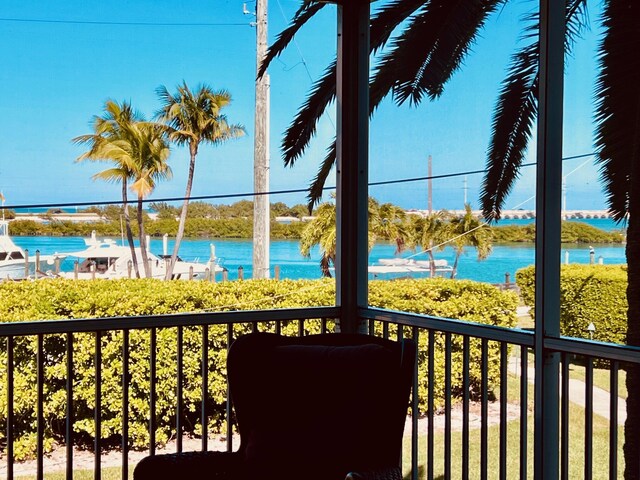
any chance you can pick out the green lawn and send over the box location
[17,466,131,480]
[401,372,624,479]
[401,408,624,480]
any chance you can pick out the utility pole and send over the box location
[251,0,270,279]
[463,176,468,205]
[427,155,433,214]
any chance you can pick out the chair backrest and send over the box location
[228,332,416,480]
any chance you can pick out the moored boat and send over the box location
[58,232,224,280]
[369,257,454,279]
[0,220,65,280]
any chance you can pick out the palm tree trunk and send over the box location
[450,252,460,279]
[624,162,640,480]
[122,180,140,278]
[137,196,151,278]
[166,148,196,279]
[428,249,436,277]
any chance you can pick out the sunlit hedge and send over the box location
[516,264,628,343]
[0,278,517,459]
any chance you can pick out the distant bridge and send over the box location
[406,209,613,220]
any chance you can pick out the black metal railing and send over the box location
[2,307,640,480]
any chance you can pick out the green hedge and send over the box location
[0,278,517,459]
[516,264,628,343]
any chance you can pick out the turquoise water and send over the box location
[12,234,626,284]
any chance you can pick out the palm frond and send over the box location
[382,0,504,105]
[594,0,640,222]
[481,42,538,221]
[481,0,588,221]
[307,141,336,210]
[370,0,429,54]
[280,0,426,169]
[259,2,326,79]
[282,60,336,166]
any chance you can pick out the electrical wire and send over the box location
[0,152,596,211]
[0,17,249,27]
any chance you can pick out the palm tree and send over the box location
[155,82,245,279]
[118,122,172,278]
[73,100,143,278]
[300,197,410,277]
[370,200,409,253]
[300,202,337,277]
[408,211,449,277]
[448,204,492,278]
[268,2,639,475]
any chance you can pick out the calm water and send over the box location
[12,218,627,284]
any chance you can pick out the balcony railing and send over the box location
[2,307,639,480]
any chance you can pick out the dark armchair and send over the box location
[134,332,416,480]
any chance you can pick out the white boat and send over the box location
[59,232,224,280]
[369,257,454,279]
[0,220,65,280]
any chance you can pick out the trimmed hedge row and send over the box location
[516,264,628,343]
[0,278,517,459]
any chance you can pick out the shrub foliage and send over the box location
[516,264,628,343]
[0,278,517,459]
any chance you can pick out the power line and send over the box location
[1,152,596,211]
[0,17,249,27]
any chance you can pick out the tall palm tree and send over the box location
[155,82,245,279]
[73,100,143,278]
[268,2,639,476]
[448,204,492,278]
[117,122,172,278]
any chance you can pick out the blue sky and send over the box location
[0,0,607,212]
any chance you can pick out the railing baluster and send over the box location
[561,353,569,480]
[585,356,593,480]
[427,330,434,480]
[480,339,488,480]
[1,308,638,480]
[176,326,183,453]
[444,333,452,480]
[7,336,14,480]
[398,324,404,469]
[276,320,282,335]
[95,331,102,480]
[149,328,156,456]
[609,361,619,480]
[226,324,233,453]
[122,330,129,480]
[66,333,73,480]
[320,318,326,334]
[252,322,258,333]
[202,324,209,452]
[411,327,419,480]
[499,342,508,480]
[37,334,44,480]
[462,336,470,480]
[520,346,528,480]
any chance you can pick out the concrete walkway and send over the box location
[509,356,627,425]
